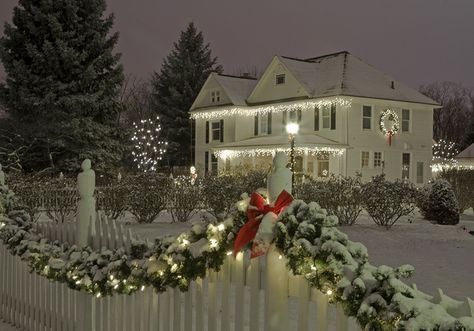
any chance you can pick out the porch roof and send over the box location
[213,134,347,150]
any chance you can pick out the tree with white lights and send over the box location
[432,139,459,171]
[131,117,167,172]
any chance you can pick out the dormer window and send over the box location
[276,74,285,85]
[211,90,220,103]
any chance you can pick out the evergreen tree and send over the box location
[151,22,222,167]
[0,0,124,172]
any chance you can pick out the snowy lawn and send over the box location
[124,209,474,301]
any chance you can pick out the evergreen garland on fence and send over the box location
[0,186,473,330]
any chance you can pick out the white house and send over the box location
[190,51,439,183]
[455,143,474,168]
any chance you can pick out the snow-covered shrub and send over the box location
[362,174,418,229]
[12,181,43,222]
[202,174,243,220]
[419,179,459,225]
[295,176,364,225]
[437,168,474,213]
[127,174,171,223]
[220,167,267,195]
[42,178,77,223]
[96,182,128,220]
[168,176,203,223]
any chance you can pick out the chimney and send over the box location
[391,81,395,89]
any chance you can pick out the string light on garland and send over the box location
[379,109,400,146]
[131,117,168,172]
[214,146,345,159]
[190,97,352,120]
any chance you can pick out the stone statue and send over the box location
[0,164,5,186]
[267,151,292,203]
[76,159,96,247]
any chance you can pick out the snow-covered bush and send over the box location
[419,179,459,225]
[295,176,364,225]
[202,175,243,220]
[96,182,129,220]
[127,174,171,223]
[42,178,77,223]
[362,174,418,229]
[437,168,474,213]
[168,176,203,223]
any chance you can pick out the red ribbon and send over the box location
[233,190,293,258]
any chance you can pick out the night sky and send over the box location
[1,0,473,90]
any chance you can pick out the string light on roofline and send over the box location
[190,97,352,120]
[214,146,345,160]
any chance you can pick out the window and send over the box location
[374,152,383,168]
[210,90,220,103]
[211,121,221,141]
[402,153,411,180]
[416,162,424,184]
[256,113,272,135]
[205,151,209,175]
[260,114,268,134]
[276,74,285,85]
[402,109,410,132]
[282,110,299,133]
[211,154,218,173]
[317,154,329,177]
[362,105,372,130]
[225,158,231,171]
[361,151,370,168]
[322,106,330,129]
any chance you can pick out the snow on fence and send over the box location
[0,239,361,331]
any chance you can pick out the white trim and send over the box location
[361,105,373,131]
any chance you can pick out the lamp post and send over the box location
[286,122,299,191]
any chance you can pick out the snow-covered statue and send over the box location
[76,159,96,246]
[234,152,293,258]
[267,151,292,202]
[0,164,5,186]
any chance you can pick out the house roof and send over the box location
[278,52,439,106]
[213,134,347,150]
[456,143,474,159]
[213,74,257,106]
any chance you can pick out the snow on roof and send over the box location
[214,74,257,106]
[279,51,439,106]
[456,143,474,159]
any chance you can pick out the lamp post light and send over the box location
[286,122,299,191]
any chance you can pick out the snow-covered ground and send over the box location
[124,209,474,301]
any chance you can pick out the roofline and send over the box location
[246,96,310,106]
[305,50,350,62]
[190,102,235,112]
[280,56,311,63]
[342,94,441,107]
[216,73,257,80]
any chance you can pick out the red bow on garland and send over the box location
[233,190,293,258]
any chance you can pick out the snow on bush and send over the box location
[362,174,418,229]
[437,168,474,213]
[419,179,460,225]
[202,174,243,220]
[168,176,203,223]
[295,175,364,225]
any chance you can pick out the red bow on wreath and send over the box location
[233,190,293,258]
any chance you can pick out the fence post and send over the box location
[75,159,96,331]
[264,245,289,331]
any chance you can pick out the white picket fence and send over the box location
[0,237,361,331]
[34,212,136,252]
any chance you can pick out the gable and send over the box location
[246,56,310,104]
[190,73,233,110]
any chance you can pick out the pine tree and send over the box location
[151,22,222,167]
[0,0,124,172]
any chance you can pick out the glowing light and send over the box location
[159,271,164,276]
[286,122,300,135]
[141,285,145,291]
[278,255,283,260]
[131,116,167,172]
[0,222,5,229]
[96,293,101,298]
[226,251,233,256]
[326,289,333,296]
[171,263,178,273]
[217,223,225,232]
[214,146,345,160]
[311,265,317,271]
[114,284,119,289]
[431,139,460,172]
[181,239,190,246]
[190,97,352,120]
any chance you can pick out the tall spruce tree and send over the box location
[0,0,124,172]
[151,22,222,167]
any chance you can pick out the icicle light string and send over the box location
[190,97,352,120]
[214,146,345,159]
